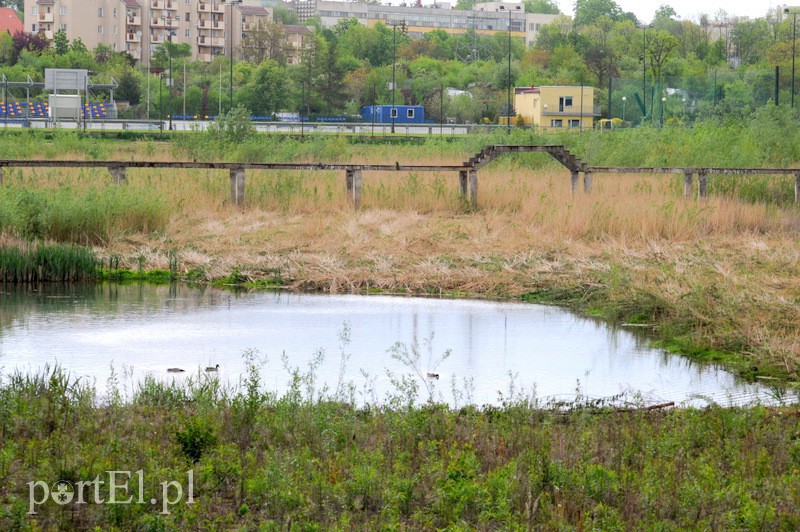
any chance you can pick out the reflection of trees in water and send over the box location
[0,283,257,333]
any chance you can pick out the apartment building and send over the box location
[24,0,271,64]
[313,0,557,47]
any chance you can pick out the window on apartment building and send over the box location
[185,12,190,21]
[550,119,563,128]
[98,8,104,17]
[59,6,67,15]
[60,23,67,31]
[186,0,191,4]
[31,23,37,32]
[113,8,118,18]
[98,25,104,34]
[558,96,573,111]
[32,6,37,15]
[569,119,581,128]
[185,28,191,37]
[113,25,118,34]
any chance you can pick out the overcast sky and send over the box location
[553,0,780,23]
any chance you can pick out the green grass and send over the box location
[0,361,798,529]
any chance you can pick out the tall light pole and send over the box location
[390,22,400,134]
[507,8,512,133]
[228,0,243,114]
[641,24,651,121]
[166,13,173,131]
[786,8,797,108]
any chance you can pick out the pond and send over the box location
[0,283,781,406]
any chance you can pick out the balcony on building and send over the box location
[198,18,212,29]
[44,30,54,39]
[126,32,141,42]
[127,15,141,25]
[38,13,54,23]
[151,0,176,10]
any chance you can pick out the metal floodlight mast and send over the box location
[229,0,243,114]
[786,8,797,109]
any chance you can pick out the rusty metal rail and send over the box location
[0,145,798,207]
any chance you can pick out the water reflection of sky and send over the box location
[0,284,785,406]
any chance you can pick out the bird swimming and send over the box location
[426,372,440,380]
[167,368,185,373]
[205,364,220,372]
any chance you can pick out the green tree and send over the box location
[0,31,13,65]
[240,21,287,65]
[654,4,677,21]
[731,19,771,66]
[53,28,69,56]
[574,0,625,26]
[115,70,141,105]
[69,37,88,55]
[524,0,560,14]
[238,60,287,116]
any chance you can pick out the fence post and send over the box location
[583,171,593,193]
[698,172,708,200]
[571,171,579,195]
[469,170,478,209]
[683,171,694,198]
[346,169,354,197]
[229,167,245,206]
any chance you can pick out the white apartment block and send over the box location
[314,0,557,47]
[24,0,271,64]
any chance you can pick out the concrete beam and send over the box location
[229,167,245,206]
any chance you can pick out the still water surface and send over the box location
[0,283,778,406]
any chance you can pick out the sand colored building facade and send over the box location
[24,0,271,64]
[513,85,597,130]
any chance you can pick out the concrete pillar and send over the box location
[469,170,478,209]
[683,172,694,198]
[570,171,579,195]
[346,169,354,196]
[351,169,362,209]
[583,171,593,193]
[229,167,245,207]
[108,166,126,184]
[459,170,468,198]
[698,172,708,200]
[795,173,800,204]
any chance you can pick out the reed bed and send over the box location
[0,242,98,283]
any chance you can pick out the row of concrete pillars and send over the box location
[1,166,796,207]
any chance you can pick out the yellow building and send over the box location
[513,85,597,130]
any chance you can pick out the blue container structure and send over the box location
[361,105,431,124]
